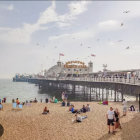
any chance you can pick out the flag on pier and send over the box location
[91,54,96,57]
[59,53,64,56]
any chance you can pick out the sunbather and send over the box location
[42,106,49,114]
[75,113,87,122]
[80,105,87,113]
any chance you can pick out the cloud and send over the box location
[98,20,120,31]
[7,4,14,11]
[0,1,90,45]
[0,4,14,11]
[68,1,89,16]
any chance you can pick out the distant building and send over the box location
[44,60,93,78]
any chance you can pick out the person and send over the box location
[64,93,68,102]
[122,99,127,116]
[40,99,42,103]
[86,104,90,112]
[114,108,122,129]
[42,106,49,114]
[3,98,6,103]
[129,105,135,111]
[16,98,20,105]
[106,107,115,134]
[34,98,38,103]
[69,104,73,111]
[71,105,80,113]
[67,101,70,107]
[80,105,87,113]
[45,98,48,103]
[12,99,15,103]
[0,102,3,110]
[52,96,55,102]
[75,113,87,123]
[0,98,1,103]
[62,92,65,101]
[62,101,65,106]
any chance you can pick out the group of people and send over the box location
[106,107,122,135]
[69,104,90,114]
[0,98,6,110]
[0,98,6,103]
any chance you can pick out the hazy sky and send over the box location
[0,1,140,78]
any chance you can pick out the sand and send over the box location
[0,101,139,140]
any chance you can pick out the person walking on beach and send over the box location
[122,99,127,116]
[106,107,115,134]
[62,92,65,101]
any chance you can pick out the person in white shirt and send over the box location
[122,99,127,116]
[75,113,87,123]
[106,107,115,134]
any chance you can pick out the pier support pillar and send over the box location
[114,90,116,102]
[90,86,91,101]
[102,88,104,101]
[136,94,138,102]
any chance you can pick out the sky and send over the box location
[0,0,140,78]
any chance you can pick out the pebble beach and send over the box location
[0,101,139,140]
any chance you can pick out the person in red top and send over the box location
[42,106,49,114]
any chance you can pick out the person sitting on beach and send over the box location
[129,105,135,111]
[114,108,122,129]
[16,98,20,105]
[71,105,80,113]
[34,98,38,103]
[42,106,49,114]
[0,103,3,110]
[80,105,87,113]
[69,105,73,111]
[106,107,115,134]
[62,101,65,106]
[74,113,87,123]
[67,101,70,107]
[86,104,90,112]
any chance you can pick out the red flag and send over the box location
[91,54,96,57]
[59,53,64,56]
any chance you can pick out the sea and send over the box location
[0,79,136,103]
[0,79,50,103]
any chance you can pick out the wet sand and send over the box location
[0,102,139,140]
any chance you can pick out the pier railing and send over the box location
[44,76,140,85]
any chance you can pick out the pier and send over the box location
[28,76,140,111]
